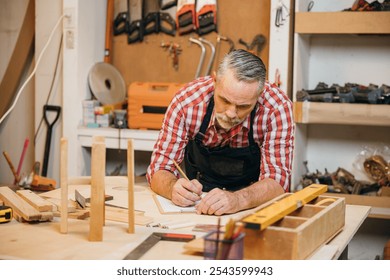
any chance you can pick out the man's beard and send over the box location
[215,112,243,130]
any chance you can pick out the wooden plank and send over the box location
[105,206,153,226]
[0,0,35,119]
[89,142,106,241]
[16,189,53,212]
[127,139,135,233]
[293,102,390,126]
[60,137,68,233]
[68,209,90,220]
[325,192,390,208]
[242,184,327,230]
[0,186,41,221]
[295,12,390,34]
[325,192,390,219]
[44,197,76,213]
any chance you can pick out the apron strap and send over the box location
[195,97,214,142]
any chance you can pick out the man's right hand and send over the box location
[171,178,203,207]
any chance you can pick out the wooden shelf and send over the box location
[293,102,390,126]
[325,192,390,220]
[77,126,159,151]
[295,12,390,34]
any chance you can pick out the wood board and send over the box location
[0,186,52,222]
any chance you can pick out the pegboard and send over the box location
[112,0,270,85]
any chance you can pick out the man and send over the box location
[147,49,294,215]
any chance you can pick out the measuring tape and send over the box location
[0,205,13,223]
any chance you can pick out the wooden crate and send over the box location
[243,194,345,260]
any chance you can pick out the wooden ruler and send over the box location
[242,184,328,230]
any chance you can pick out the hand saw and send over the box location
[144,0,176,36]
[160,0,177,35]
[196,0,217,35]
[176,0,196,35]
[128,0,144,43]
[113,0,130,35]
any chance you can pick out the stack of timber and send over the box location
[0,187,53,222]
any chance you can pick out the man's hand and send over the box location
[195,188,239,215]
[171,178,203,207]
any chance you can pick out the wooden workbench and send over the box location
[0,180,370,260]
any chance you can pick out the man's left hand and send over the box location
[195,188,239,215]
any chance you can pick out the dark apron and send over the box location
[184,97,261,192]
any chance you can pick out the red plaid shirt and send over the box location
[146,76,294,191]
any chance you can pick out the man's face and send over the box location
[213,69,261,130]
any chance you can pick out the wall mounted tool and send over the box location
[189,37,206,78]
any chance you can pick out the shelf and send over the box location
[293,102,390,126]
[77,126,159,151]
[295,12,390,34]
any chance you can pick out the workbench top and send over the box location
[0,180,370,260]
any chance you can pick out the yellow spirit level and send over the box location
[0,205,13,223]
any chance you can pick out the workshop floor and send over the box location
[347,218,390,260]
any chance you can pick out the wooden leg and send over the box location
[92,136,106,225]
[127,139,135,233]
[60,137,68,234]
[89,141,106,241]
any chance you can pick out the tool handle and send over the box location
[16,138,29,177]
[159,12,176,36]
[42,126,53,177]
[42,105,61,177]
[3,151,20,183]
[43,105,61,128]
[128,20,144,44]
[104,0,115,63]
[113,12,129,35]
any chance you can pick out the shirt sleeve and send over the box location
[146,94,188,185]
[259,97,295,192]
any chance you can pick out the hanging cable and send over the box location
[34,33,64,145]
[0,14,67,125]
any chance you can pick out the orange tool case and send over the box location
[127,82,184,129]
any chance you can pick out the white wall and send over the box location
[35,0,63,181]
[0,0,34,185]
[62,0,106,177]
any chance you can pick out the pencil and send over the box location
[173,160,201,199]
[173,160,189,180]
[216,217,221,259]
